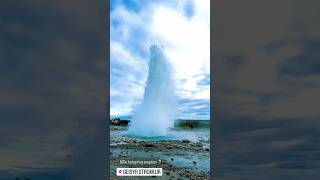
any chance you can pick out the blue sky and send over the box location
[110,0,210,120]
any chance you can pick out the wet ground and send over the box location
[110,126,210,180]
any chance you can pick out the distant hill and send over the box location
[110,115,133,120]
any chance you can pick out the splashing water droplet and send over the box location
[126,44,178,137]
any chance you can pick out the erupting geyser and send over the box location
[126,44,178,137]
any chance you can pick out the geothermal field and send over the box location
[110,121,210,180]
[110,45,210,179]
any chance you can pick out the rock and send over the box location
[205,148,209,151]
[166,172,170,175]
[193,161,197,164]
[182,140,190,143]
[144,144,155,148]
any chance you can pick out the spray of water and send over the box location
[126,44,178,137]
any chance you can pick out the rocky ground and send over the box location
[110,126,210,180]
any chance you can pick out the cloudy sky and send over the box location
[110,0,210,120]
[213,0,320,179]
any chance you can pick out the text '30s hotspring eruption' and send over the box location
[126,44,178,137]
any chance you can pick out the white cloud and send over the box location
[148,0,210,101]
[110,0,210,119]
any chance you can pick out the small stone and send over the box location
[171,158,174,161]
[193,161,196,164]
[182,140,190,143]
[144,144,155,147]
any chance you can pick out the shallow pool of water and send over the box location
[122,128,209,143]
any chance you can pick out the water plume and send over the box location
[126,44,177,137]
